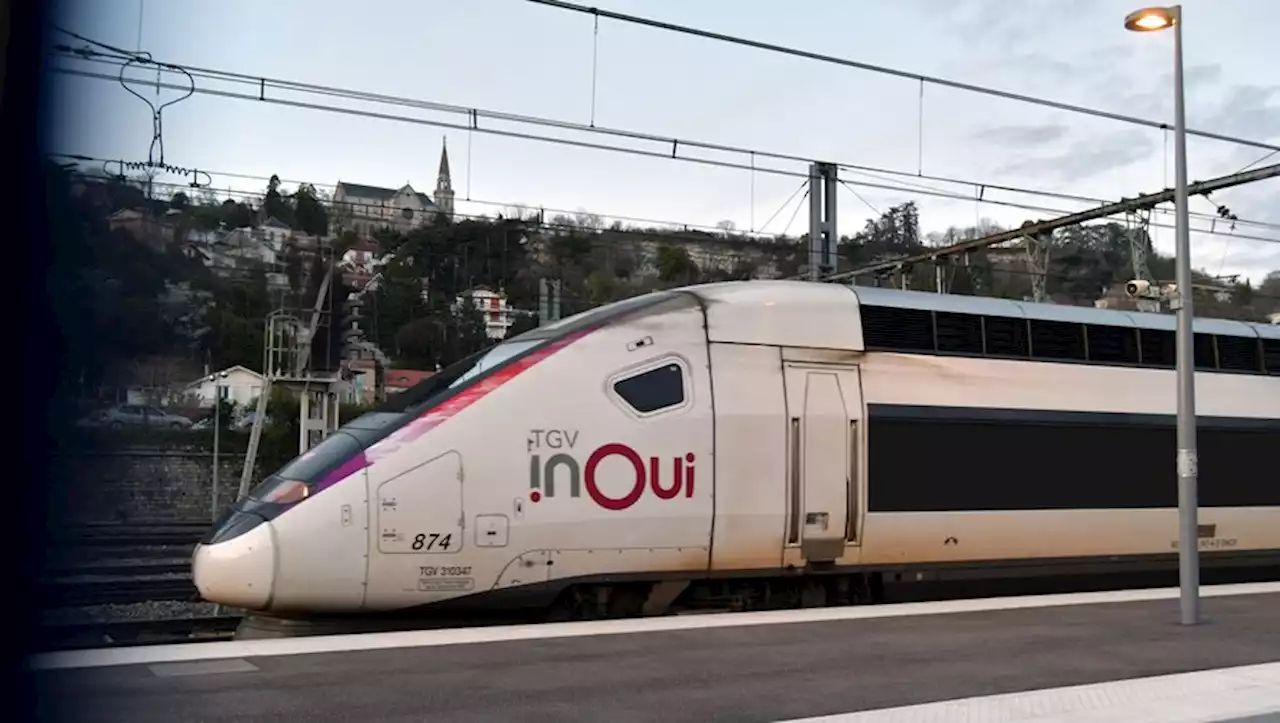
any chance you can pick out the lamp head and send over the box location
[1125,6,1177,32]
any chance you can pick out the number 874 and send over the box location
[412,532,453,551]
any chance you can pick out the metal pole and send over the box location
[823,163,838,278]
[808,163,822,281]
[211,381,221,523]
[1171,4,1200,626]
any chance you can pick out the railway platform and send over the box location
[29,582,1280,723]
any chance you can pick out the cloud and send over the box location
[933,0,1110,47]
[1183,63,1226,89]
[994,128,1158,182]
[1205,241,1280,280]
[1200,84,1280,142]
[970,123,1070,146]
[1096,80,1277,143]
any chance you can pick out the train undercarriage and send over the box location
[233,552,1280,639]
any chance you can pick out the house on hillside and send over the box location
[456,286,514,340]
[108,208,174,251]
[185,365,267,408]
[340,237,381,291]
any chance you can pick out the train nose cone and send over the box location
[192,515,276,610]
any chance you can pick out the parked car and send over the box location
[190,409,272,430]
[76,404,194,430]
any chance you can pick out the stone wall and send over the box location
[49,448,255,525]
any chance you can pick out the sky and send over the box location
[44,0,1279,283]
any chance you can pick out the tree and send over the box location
[392,318,439,369]
[203,263,271,371]
[368,253,428,359]
[43,162,214,404]
[1257,271,1280,317]
[655,244,699,284]
[293,183,329,237]
[220,199,254,229]
[449,294,490,360]
[506,312,539,338]
[840,202,923,267]
[170,191,190,211]
[263,174,294,226]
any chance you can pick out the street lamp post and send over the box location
[1124,4,1199,626]
[210,371,230,523]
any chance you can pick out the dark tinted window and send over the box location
[935,312,983,354]
[1140,329,1175,367]
[855,302,1272,376]
[984,316,1029,357]
[1029,320,1086,361]
[1194,333,1217,370]
[614,363,685,414]
[1086,325,1140,364]
[1215,335,1261,372]
[1264,339,1280,375]
[861,306,933,351]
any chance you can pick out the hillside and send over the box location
[48,161,1279,395]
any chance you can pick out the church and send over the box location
[330,140,455,237]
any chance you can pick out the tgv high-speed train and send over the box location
[194,280,1280,620]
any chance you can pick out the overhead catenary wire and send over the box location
[1235,149,1280,174]
[49,66,1280,243]
[755,180,808,234]
[56,153,797,244]
[524,0,1280,153]
[47,47,1280,241]
[55,151,1280,249]
[817,164,1280,283]
[57,148,1280,248]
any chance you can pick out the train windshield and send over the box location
[376,288,681,417]
[270,412,403,483]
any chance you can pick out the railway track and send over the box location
[40,523,205,606]
[44,560,191,578]
[41,576,199,607]
[39,615,242,651]
[49,523,208,547]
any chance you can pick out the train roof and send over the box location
[685,280,1278,345]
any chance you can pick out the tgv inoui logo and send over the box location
[526,429,695,511]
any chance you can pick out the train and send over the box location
[193,280,1280,621]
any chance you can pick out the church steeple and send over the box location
[435,138,454,221]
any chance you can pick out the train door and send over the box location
[366,450,469,607]
[783,362,863,564]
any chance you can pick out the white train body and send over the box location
[193,281,1280,615]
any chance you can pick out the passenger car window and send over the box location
[613,363,685,414]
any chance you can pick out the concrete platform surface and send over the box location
[33,592,1280,723]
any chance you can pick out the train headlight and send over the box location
[257,479,311,504]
